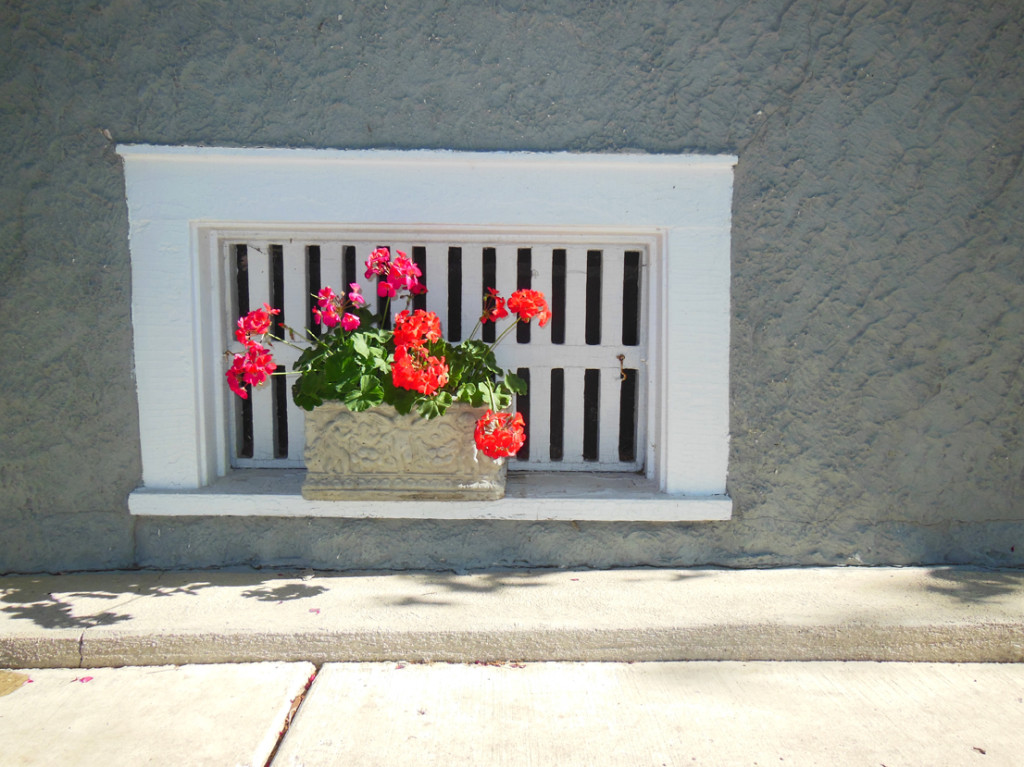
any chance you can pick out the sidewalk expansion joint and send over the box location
[264,663,320,767]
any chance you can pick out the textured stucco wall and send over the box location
[2,0,1022,572]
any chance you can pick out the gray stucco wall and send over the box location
[2,0,1022,573]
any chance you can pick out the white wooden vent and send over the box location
[228,235,648,473]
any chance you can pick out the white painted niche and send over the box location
[118,146,735,521]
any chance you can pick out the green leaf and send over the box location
[418,397,449,419]
[345,380,384,411]
[504,372,528,395]
[390,388,418,414]
[324,352,348,381]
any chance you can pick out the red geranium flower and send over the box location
[347,283,366,307]
[473,409,526,458]
[313,303,342,327]
[226,343,277,399]
[392,344,449,396]
[364,247,391,278]
[507,289,551,327]
[393,309,442,347]
[235,303,281,344]
[480,287,508,324]
[313,285,364,329]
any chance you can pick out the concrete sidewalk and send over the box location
[2,660,1023,766]
[2,567,1023,766]
[1,566,1023,668]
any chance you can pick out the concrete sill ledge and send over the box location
[127,469,733,521]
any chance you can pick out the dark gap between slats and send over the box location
[583,369,600,461]
[482,247,496,343]
[549,368,564,461]
[623,250,641,346]
[376,244,391,330]
[516,248,531,344]
[238,388,253,459]
[551,249,566,345]
[585,250,602,345]
[307,245,321,338]
[343,245,356,292]
[447,247,462,341]
[515,367,530,461]
[235,244,249,316]
[619,368,637,463]
[273,365,288,458]
[270,245,284,336]
[413,246,427,311]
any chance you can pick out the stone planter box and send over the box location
[301,402,507,501]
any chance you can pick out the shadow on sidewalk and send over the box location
[924,567,1024,605]
[0,566,711,630]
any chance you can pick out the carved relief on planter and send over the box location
[301,402,507,501]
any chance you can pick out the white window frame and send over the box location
[118,146,735,521]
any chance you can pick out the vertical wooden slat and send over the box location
[595,249,626,465]
[530,247,555,349]
[525,366,551,465]
[319,243,344,294]
[600,249,625,347]
[280,243,306,347]
[494,244,518,305]
[281,243,307,460]
[246,241,272,311]
[391,241,417,322]
[349,244,377,310]
[598,367,621,463]
[561,366,586,463]
[563,247,588,346]
[424,243,449,324]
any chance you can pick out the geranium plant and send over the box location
[226,247,551,459]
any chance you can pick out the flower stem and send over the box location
[490,319,522,351]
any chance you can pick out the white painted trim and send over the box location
[118,146,735,518]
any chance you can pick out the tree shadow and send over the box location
[241,583,328,602]
[924,567,1024,605]
[1,598,133,630]
[376,567,710,608]
[0,566,717,630]
[0,573,225,631]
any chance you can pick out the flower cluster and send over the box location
[312,285,365,330]
[226,303,281,399]
[474,409,527,459]
[365,247,426,298]
[226,247,552,460]
[234,303,279,344]
[393,308,442,347]
[392,343,449,395]
[506,288,552,327]
[391,309,449,395]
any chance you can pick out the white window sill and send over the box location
[128,470,733,521]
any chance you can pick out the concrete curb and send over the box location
[2,566,1022,668]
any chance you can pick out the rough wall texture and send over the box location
[1,0,1022,572]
